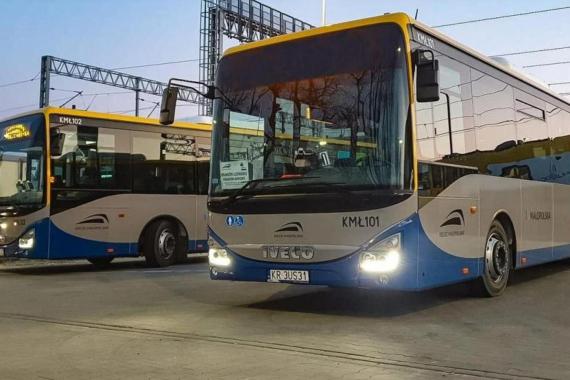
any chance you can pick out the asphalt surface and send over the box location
[0,257,568,380]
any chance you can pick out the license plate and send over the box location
[268,269,309,283]
[0,249,4,257]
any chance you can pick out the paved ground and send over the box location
[0,257,568,380]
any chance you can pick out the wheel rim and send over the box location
[158,229,176,260]
[485,232,509,284]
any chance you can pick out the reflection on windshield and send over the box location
[211,23,411,198]
[0,115,45,208]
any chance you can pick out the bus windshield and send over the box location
[210,23,412,210]
[0,114,46,211]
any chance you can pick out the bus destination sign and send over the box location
[3,124,31,140]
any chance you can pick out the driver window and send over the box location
[51,125,131,190]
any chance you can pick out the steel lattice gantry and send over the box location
[39,56,202,115]
[199,0,314,115]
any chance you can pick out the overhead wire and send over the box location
[0,72,40,89]
[0,96,70,114]
[433,6,570,28]
[50,88,132,96]
[494,46,570,57]
[549,81,570,86]
[110,58,199,70]
[523,60,570,68]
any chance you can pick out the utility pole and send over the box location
[135,77,141,117]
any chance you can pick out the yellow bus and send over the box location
[0,107,211,267]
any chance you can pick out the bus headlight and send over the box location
[18,228,35,250]
[209,247,231,267]
[359,233,401,273]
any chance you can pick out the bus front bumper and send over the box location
[208,219,421,291]
[0,239,31,259]
[0,219,49,259]
[209,251,420,290]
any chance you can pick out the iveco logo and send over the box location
[262,246,315,260]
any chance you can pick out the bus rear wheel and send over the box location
[477,220,512,297]
[88,257,114,267]
[144,220,183,267]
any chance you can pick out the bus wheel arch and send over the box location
[139,216,189,267]
[477,212,516,297]
[492,211,517,270]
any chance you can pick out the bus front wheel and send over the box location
[477,220,512,297]
[144,220,183,267]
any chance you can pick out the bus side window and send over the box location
[51,126,131,190]
[132,131,199,195]
[415,52,475,162]
[419,162,477,198]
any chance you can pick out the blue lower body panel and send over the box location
[2,219,207,261]
[209,214,484,291]
[49,222,134,259]
[211,209,570,291]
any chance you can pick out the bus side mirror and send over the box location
[414,50,440,103]
[50,132,65,157]
[160,87,179,125]
[205,85,215,100]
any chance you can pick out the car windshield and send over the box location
[0,114,46,209]
[210,23,412,201]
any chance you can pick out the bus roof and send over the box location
[223,13,413,57]
[223,12,569,107]
[0,107,212,132]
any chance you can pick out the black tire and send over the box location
[476,220,512,297]
[143,220,184,267]
[87,257,114,267]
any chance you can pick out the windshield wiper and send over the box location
[224,178,284,205]
[222,178,354,207]
[222,176,324,205]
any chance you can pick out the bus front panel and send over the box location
[0,113,50,259]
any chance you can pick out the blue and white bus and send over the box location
[161,13,570,296]
[0,107,211,267]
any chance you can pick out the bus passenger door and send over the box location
[514,90,554,265]
[50,125,133,259]
[194,161,210,251]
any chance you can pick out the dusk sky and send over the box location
[1,0,570,120]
